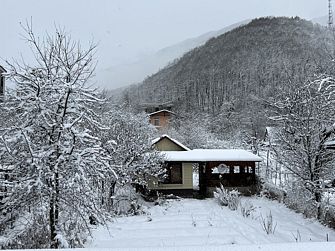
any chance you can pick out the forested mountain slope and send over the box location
[125,17,334,117]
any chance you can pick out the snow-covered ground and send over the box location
[87,197,335,250]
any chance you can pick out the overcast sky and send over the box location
[0,0,328,73]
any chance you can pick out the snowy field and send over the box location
[87,197,335,250]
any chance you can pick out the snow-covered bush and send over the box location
[315,192,335,229]
[0,211,47,249]
[112,184,146,216]
[260,211,277,234]
[154,192,168,206]
[214,185,240,210]
[322,204,335,229]
[292,229,301,242]
[261,182,286,202]
[283,183,318,218]
[240,200,256,218]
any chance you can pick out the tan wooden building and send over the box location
[149,135,193,196]
[150,135,262,197]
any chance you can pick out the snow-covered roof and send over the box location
[148,109,176,116]
[152,134,191,151]
[160,149,262,162]
[325,140,335,147]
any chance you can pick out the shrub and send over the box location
[112,184,146,215]
[261,182,286,202]
[0,210,50,249]
[260,211,277,234]
[320,200,335,229]
[214,185,240,210]
[240,200,256,218]
[283,183,317,218]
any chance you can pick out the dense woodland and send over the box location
[123,17,335,139]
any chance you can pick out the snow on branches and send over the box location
[0,23,115,248]
[101,107,165,188]
[268,75,335,219]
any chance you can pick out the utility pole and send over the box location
[329,0,333,28]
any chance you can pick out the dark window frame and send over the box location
[163,162,183,184]
[0,76,3,94]
[153,117,160,126]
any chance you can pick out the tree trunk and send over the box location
[315,190,322,220]
[50,171,60,248]
[314,151,323,220]
[49,196,58,248]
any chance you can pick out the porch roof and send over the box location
[160,149,262,162]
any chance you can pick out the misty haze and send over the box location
[1,1,335,251]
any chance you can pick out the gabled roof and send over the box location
[160,149,262,162]
[0,65,6,73]
[148,109,176,116]
[140,101,174,107]
[152,134,191,151]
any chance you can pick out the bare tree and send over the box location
[269,76,335,219]
[0,23,115,248]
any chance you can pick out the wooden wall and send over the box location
[154,137,186,151]
[149,111,171,129]
[148,163,193,190]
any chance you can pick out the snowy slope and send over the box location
[87,197,335,250]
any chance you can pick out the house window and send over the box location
[154,117,160,126]
[0,77,3,95]
[164,163,183,184]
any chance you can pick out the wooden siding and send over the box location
[148,163,193,190]
[149,111,171,129]
[154,138,186,151]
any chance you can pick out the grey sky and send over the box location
[0,0,328,74]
